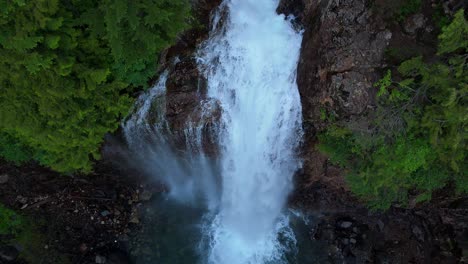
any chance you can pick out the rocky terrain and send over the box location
[1,0,466,263]
[279,0,468,262]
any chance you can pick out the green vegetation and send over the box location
[0,204,70,263]
[432,3,451,29]
[0,204,23,235]
[0,133,33,165]
[319,10,467,210]
[0,0,190,173]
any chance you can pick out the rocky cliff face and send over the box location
[145,0,223,156]
[293,0,390,123]
[279,0,467,262]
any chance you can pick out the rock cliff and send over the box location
[279,0,467,262]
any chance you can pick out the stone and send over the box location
[0,246,19,262]
[95,255,106,264]
[404,13,427,35]
[79,243,88,253]
[377,220,385,231]
[16,196,27,204]
[139,190,152,201]
[107,249,131,264]
[129,214,139,224]
[101,210,111,217]
[0,174,9,184]
[412,225,424,241]
[350,238,357,244]
[340,221,353,229]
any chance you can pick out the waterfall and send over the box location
[198,1,303,262]
[122,72,221,208]
[123,0,303,263]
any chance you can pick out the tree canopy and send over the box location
[0,0,190,172]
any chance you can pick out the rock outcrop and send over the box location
[279,0,467,262]
[295,0,390,126]
[155,0,222,156]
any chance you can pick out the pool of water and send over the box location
[129,194,329,264]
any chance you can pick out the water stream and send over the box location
[124,0,305,263]
[198,0,303,262]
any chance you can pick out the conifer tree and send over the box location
[0,0,190,172]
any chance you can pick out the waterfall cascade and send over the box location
[123,0,303,263]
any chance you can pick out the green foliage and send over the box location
[0,204,70,263]
[0,132,33,165]
[0,0,190,172]
[0,204,23,235]
[432,4,450,29]
[319,11,467,210]
[81,0,191,87]
[318,126,355,166]
[374,70,392,97]
[438,9,468,54]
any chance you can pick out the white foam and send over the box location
[198,0,303,262]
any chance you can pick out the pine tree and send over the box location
[0,0,190,172]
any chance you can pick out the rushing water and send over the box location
[198,0,303,263]
[124,0,303,263]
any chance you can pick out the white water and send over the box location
[123,0,303,263]
[122,72,221,208]
[198,0,303,263]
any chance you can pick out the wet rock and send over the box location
[139,190,152,201]
[101,210,111,217]
[79,243,88,253]
[107,249,131,264]
[129,208,140,224]
[412,225,424,242]
[0,174,8,184]
[342,238,349,245]
[310,208,464,263]
[340,221,353,229]
[160,57,221,156]
[95,255,106,264]
[276,0,305,28]
[0,246,19,262]
[377,220,385,231]
[403,13,427,35]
